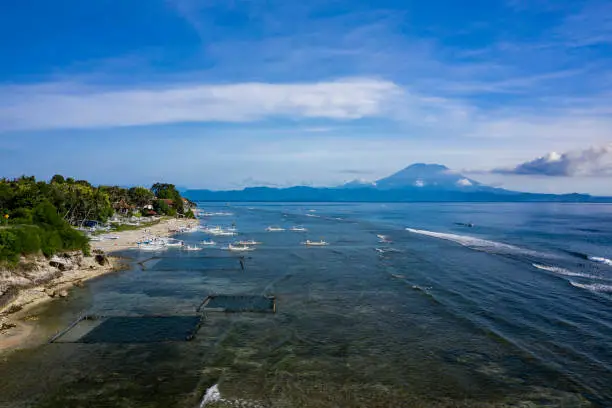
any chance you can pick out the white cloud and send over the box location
[0,78,401,131]
[414,179,425,187]
[493,144,612,176]
[456,178,473,186]
[469,115,612,143]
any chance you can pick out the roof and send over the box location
[113,199,135,210]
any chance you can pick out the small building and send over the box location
[113,199,136,215]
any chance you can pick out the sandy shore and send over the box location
[92,217,199,252]
[0,217,199,353]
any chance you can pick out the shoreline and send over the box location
[0,217,198,354]
[91,217,199,253]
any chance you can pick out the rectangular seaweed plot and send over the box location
[52,315,202,343]
[50,316,103,343]
[155,256,245,271]
[199,295,276,313]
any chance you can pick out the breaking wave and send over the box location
[375,247,401,254]
[406,228,550,258]
[565,251,612,266]
[569,281,612,294]
[588,256,612,266]
[200,384,221,407]
[199,383,265,408]
[532,264,608,280]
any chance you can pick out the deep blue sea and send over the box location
[1,203,611,407]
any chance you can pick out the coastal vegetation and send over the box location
[0,175,194,265]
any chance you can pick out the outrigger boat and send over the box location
[302,240,328,246]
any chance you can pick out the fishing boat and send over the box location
[290,226,308,232]
[266,226,285,232]
[184,245,202,251]
[227,244,255,252]
[215,231,237,236]
[179,226,200,233]
[101,234,120,240]
[302,240,328,246]
[204,226,237,236]
[138,243,165,251]
[235,240,261,245]
[203,226,221,233]
[201,240,216,246]
[164,240,184,247]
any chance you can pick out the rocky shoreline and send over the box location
[0,250,127,350]
[1,250,120,314]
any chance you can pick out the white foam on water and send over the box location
[532,264,607,280]
[376,247,401,254]
[200,384,221,407]
[569,281,612,293]
[198,384,265,408]
[406,228,549,258]
[588,256,612,266]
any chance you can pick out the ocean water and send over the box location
[1,202,611,407]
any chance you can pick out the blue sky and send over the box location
[1,0,612,193]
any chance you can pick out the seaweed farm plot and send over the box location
[153,256,247,271]
[50,314,203,343]
[197,295,276,313]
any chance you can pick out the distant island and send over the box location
[185,163,612,203]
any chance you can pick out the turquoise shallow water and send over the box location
[0,202,611,407]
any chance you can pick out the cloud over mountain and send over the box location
[493,145,612,177]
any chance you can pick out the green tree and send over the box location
[0,229,20,264]
[128,186,155,208]
[151,183,187,215]
[51,174,65,184]
[153,199,171,215]
[0,175,185,264]
[173,197,185,214]
[151,183,179,200]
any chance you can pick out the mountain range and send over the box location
[185,163,609,202]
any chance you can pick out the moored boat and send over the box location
[302,239,328,246]
[227,243,255,252]
[266,226,285,232]
[235,239,261,245]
